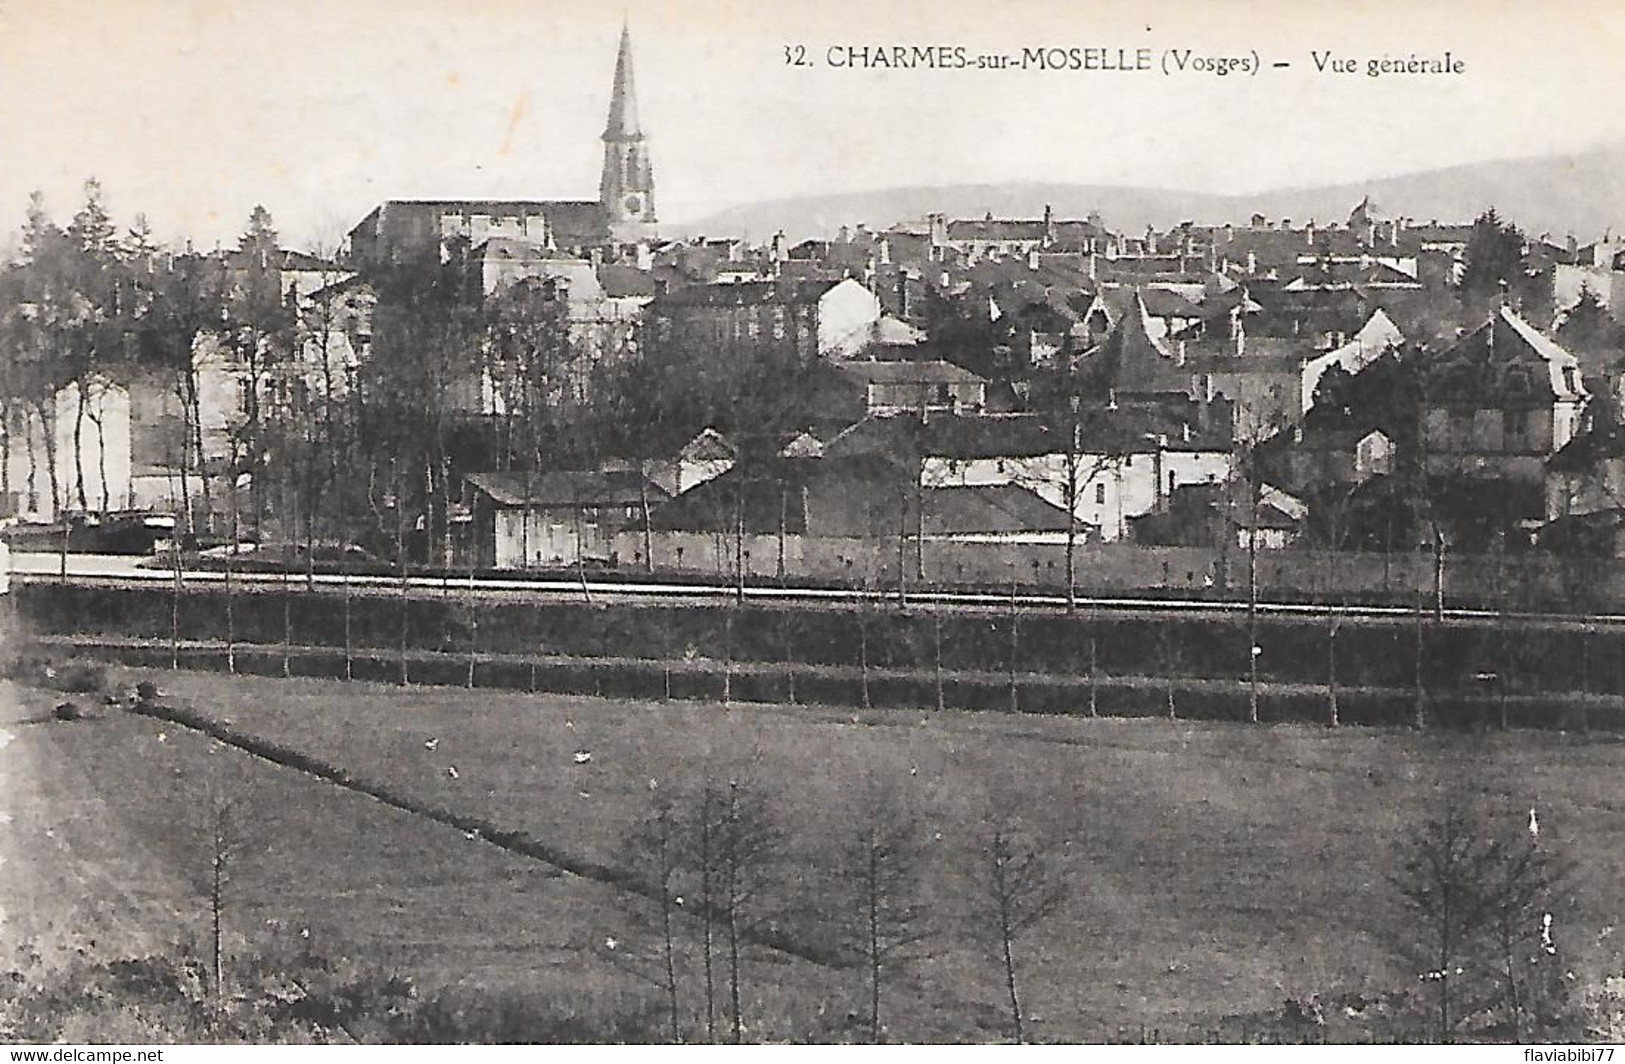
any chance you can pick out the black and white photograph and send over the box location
[4,0,1625,1047]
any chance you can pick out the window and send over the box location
[1451,411,1473,448]
[772,308,787,341]
[1095,483,1107,505]
[1168,470,1178,493]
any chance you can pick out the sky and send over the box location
[3,0,1624,251]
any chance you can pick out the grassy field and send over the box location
[28,665,1625,1042]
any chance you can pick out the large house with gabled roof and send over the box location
[1423,306,1589,489]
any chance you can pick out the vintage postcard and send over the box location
[2,0,1624,1048]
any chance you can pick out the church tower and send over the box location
[600,23,657,242]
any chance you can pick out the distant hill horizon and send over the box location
[669,143,1625,247]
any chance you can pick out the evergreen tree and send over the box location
[1459,208,1528,306]
[1557,283,1622,360]
[67,178,118,261]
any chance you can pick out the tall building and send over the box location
[599,23,657,242]
[348,23,658,265]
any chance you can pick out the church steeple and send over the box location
[600,22,656,240]
[604,23,641,139]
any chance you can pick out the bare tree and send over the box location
[780,609,797,706]
[1481,808,1572,1041]
[1022,365,1128,611]
[1007,566,1021,713]
[978,819,1068,1043]
[394,459,409,686]
[1246,475,1260,724]
[1392,793,1502,1042]
[718,779,781,1043]
[615,784,685,1042]
[665,777,785,1043]
[206,793,235,1001]
[1159,622,1178,719]
[838,796,928,1042]
[1313,480,1366,728]
[933,609,946,713]
[691,781,721,1041]
[1086,600,1100,717]
[857,574,874,712]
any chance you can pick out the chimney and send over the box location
[1043,203,1056,247]
[635,241,653,271]
[1087,253,1098,280]
[838,224,851,243]
[878,238,891,265]
[1306,220,1316,247]
[896,269,910,319]
[772,230,787,263]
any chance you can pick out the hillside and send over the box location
[675,143,1625,244]
[25,664,1625,1042]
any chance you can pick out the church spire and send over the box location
[603,22,641,140]
[600,21,656,240]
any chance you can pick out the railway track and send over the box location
[11,556,1625,631]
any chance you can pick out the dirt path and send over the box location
[0,682,189,971]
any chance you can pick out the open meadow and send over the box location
[12,664,1625,1042]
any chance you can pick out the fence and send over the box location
[16,580,1625,733]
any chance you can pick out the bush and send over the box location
[53,660,108,694]
[0,939,667,1045]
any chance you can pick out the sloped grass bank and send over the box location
[36,666,1625,1041]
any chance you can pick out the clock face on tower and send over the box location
[623,194,643,216]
